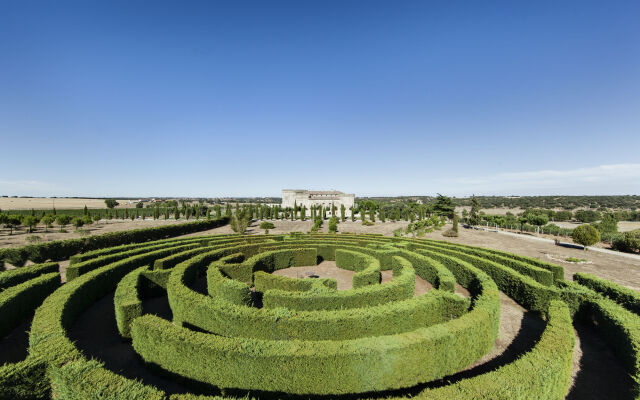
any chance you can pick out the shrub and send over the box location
[612,229,640,253]
[572,224,601,249]
[259,221,275,230]
[574,272,640,315]
[442,228,458,237]
[328,216,338,233]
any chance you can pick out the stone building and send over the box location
[281,189,355,217]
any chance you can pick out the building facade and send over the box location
[281,189,355,217]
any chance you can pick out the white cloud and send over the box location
[441,164,640,196]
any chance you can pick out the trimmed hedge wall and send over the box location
[414,246,559,313]
[0,356,50,400]
[0,262,58,291]
[132,289,490,395]
[0,217,228,267]
[0,272,60,338]
[420,238,565,282]
[253,270,337,293]
[584,296,640,394]
[169,252,469,341]
[261,255,415,311]
[114,266,147,338]
[207,266,253,306]
[66,240,206,281]
[401,300,574,400]
[574,272,640,315]
[335,249,381,288]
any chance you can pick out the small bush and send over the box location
[259,221,275,230]
[572,224,601,249]
[442,229,458,237]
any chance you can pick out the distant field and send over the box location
[551,220,640,232]
[0,197,138,210]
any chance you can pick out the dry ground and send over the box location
[0,197,140,210]
[551,220,640,232]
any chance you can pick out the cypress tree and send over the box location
[301,206,306,221]
[322,207,327,220]
[340,204,346,222]
[83,205,88,216]
[174,207,180,220]
[351,207,355,222]
[293,201,297,221]
[370,207,376,222]
[135,209,139,219]
[165,208,170,220]
[215,205,222,218]
[206,208,211,220]
[225,203,232,217]
[331,203,336,217]
[380,208,386,222]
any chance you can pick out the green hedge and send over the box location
[584,296,640,395]
[0,272,60,338]
[335,249,381,288]
[114,266,147,338]
[414,246,558,313]
[66,242,203,281]
[574,272,640,315]
[49,359,165,400]
[253,270,336,292]
[420,238,565,282]
[132,288,491,395]
[169,252,470,341]
[29,246,199,372]
[207,266,252,306]
[401,300,574,400]
[0,262,58,290]
[0,217,228,267]
[413,241,555,286]
[262,255,415,311]
[0,356,50,400]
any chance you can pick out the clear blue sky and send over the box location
[1,1,639,197]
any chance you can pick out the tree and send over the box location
[22,215,39,233]
[206,208,211,220]
[453,213,459,233]
[230,210,251,234]
[340,204,346,222]
[434,194,455,218]
[4,215,21,235]
[300,206,306,221]
[93,213,102,224]
[41,215,55,232]
[328,216,339,233]
[461,209,469,222]
[469,195,481,225]
[225,203,232,217]
[350,207,355,222]
[71,217,84,229]
[379,208,386,223]
[592,213,618,235]
[105,199,119,209]
[174,207,179,220]
[56,215,71,232]
[370,207,376,222]
[572,224,601,250]
[83,205,88,216]
[260,221,274,234]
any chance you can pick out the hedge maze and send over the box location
[1,231,639,399]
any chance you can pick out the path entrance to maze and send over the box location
[1,233,639,399]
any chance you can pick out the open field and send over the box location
[550,220,640,232]
[0,197,142,210]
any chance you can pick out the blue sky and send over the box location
[1,1,639,197]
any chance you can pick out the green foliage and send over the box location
[55,214,71,231]
[434,194,455,218]
[469,195,481,225]
[574,272,640,315]
[104,199,119,209]
[0,262,58,290]
[566,257,587,263]
[22,215,39,233]
[328,216,338,233]
[572,224,601,248]
[574,209,601,223]
[592,212,618,235]
[0,218,228,267]
[259,221,275,230]
[613,229,640,253]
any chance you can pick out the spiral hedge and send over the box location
[1,231,639,399]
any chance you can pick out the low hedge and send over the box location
[253,270,336,292]
[0,262,58,291]
[414,246,558,313]
[335,249,381,288]
[132,287,490,395]
[403,300,575,400]
[114,266,148,338]
[262,255,415,311]
[420,238,565,282]
[49,358,165,400]
[574,272,640,315]
[0,217,228,267]
[207,266,252,306]
[413,241,555,286]
[66,241,203,281]
[584,296,640,394]
[29,245,199,372]
[0,272,60,338]
[169,253,469,341]
[0,356,50,400]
